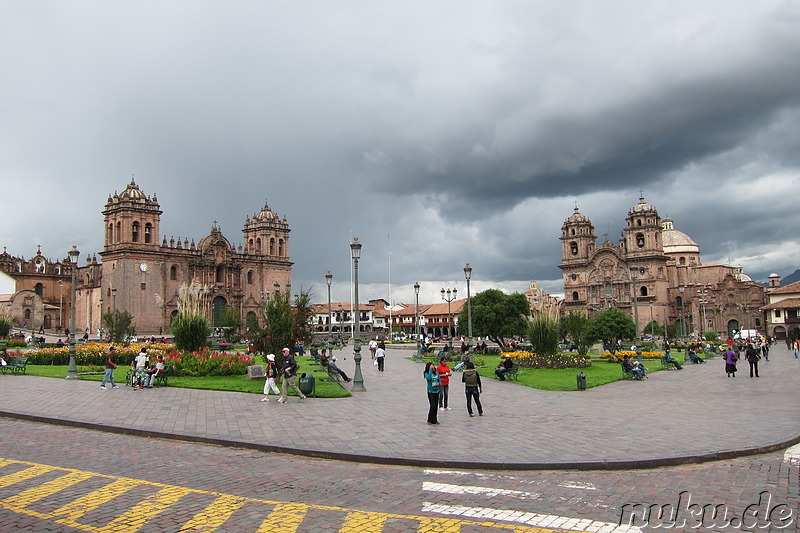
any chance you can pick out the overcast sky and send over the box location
[2,1,799,305]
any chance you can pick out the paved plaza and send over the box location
[0,344,798,470]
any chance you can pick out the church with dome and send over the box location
[560,196,766,339]
[0,179,292,336]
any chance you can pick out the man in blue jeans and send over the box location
[495,354,513,380]
[99,346,119,389]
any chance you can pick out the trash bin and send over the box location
[576,372,587,391]
[298,372,315,396]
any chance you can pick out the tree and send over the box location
[563,311,594,356]
[643,320,664,336]
[219,305,243,342]
[0,312,11,337]
[101,310,135,343]
[704,330,719,342]
[251,287,315,367]
[459,289,530,352]
[586,308,635,353]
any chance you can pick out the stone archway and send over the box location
[727,319,740,339]
[212,296,227,327]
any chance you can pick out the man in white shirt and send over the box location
[368,339,378,360]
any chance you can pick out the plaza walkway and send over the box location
[1,344,798,470]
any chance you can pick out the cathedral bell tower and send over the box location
[623,195,661,260]
[560,206,596,265]
[102,178,162,252]
[242,201,290,259]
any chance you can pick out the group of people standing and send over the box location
[724,340,768,378]
[423,356,483,424]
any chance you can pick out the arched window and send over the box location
[637,219,642,227]
[572,291,579,301]
[247,271,254,284]
[636,233,645,248]
[605,283,612,296]
[144,223,153,244]
[256,238,262,253]
[34,283,44,297]
[248,238,254,252]
[279,239,285,256]
[107,224,113,245]
[24,309,31,320]
[570,228,575,236]
[132,222,139,242]
[216,265,225,283]
[270,238,276,255]
[570,242,578,255]
[640,286,648,297]
[116,221,121,243]
[679,257,686,265]
[170,265,177,280]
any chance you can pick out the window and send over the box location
[247,271,254,284]
[637,219,642,227]
[679,257,686,265]
[216,265,224,283]
[775,310,781,318]
[636,233,645,248]
[141,283,146,290]
[605,283,612,296]
[570,242,578,255]
[640,286,648,297]
[132,222,139,242]
[788,309,798,320]
[170,266,177,280]
[270,238,276,255]
[256,238,262,253]
[571,274,577,281]
[144,223,153,244]
[572,291,579,301]
[279,239,285,256]
[570,228,575,236]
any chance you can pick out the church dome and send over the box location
[253,201,277,221]
[628,195,658,216]
[565,206,590,224]
[119,179,146,200]
[661,218,699,254]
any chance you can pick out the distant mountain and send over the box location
[783,269,800,285]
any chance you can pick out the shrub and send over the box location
[528,314,561,356]
[171,313,210,353]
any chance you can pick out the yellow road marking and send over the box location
[178,494,248,531]
[52,478,143,523]
[99,486,193,532]
[1,470,94,512]
[0,458,584,533]
[256,502,308,533]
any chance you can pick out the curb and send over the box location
[3,410,799,471]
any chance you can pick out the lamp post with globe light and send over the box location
[325,271,333,350]
[65,246,80,379]
[441,287,457,340]
[414,282,421,360]
[464,264,473,351]
[350,238,365,392]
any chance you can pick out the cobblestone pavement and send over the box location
[0,418,797,532]
[1,345,799,469]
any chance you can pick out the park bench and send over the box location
[210,342,230,352]
[621,363,636,380]
[661,356,677,370]
[0,340,7,352]
[154,364,171,387]
[1,356,29,375]
[504,362,521,381]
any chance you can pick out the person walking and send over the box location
[793,339,799,359]
[461,361,483,417]
[261,354,280,402]
[278,347,306,403]
[436,357,452,410]
[745,343,761,378]
[99,346,119,389]
[375,344,386,372]
[424,362,440,425]
[724,346,738,377]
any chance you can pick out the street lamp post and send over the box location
[350,238,365,392]
[414,282,421,360]
[59,280,64,332]
[441,287,457,341]
[464,264,473,351]
[679,285,686,340]
[65,246,80,379]
[629,267,641,344]
[111,287,117,342]
[325,271,333,350]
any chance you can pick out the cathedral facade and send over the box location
[559,197,766,339]
[1,179,292,336]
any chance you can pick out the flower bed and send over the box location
[600,350,663,363]
[163,349,254,377]
[18,342,173,366]
[504,351,591,369]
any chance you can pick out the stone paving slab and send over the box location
[1,345,798,470]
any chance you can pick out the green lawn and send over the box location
[23,355,350,399]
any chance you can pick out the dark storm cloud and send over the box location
[2,1,800,304]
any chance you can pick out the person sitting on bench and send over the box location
[622,355,646,379]
[664,351,683,370]
[687,348,704,364]
[495,354,514,381]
